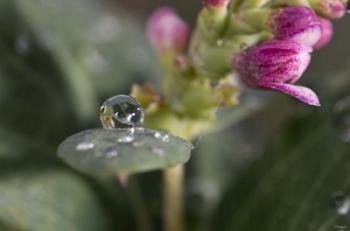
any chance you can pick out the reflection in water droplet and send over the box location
[100,95,144,129]
[105,147,118,158]
[333,95,350,143]
[152,147,164,156]
[331,192,350,216]
[76,142,95,151]
[136,127,144,132]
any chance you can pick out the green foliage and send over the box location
[0,169,114,231]
[211,95,350,230]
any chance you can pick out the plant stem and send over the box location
[163,165,185,231]
[126,177,152,231]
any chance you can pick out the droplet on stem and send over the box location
[100,95,144,129]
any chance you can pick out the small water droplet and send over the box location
[331,192,350,216]
[76,142,95,151]
[118,134,134,143]
[333,95,350,143]
[100,95,144,129]
[105,147,118,158]
[152,147,164,156]
[154,132,170,142]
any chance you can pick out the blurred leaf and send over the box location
[0,168,115,231]
[14,0,158,122]
[211,99,350,230]
[58,128,193,175]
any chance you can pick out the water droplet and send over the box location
[154,132,170,142]
[76,142,95,151]
[333,95,350,143]
[105,147,118,158]
[152,147,164,156]
[331,191,350,215]
[118,134,134,143]
[100,95,144,129]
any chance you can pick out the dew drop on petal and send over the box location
[331,191,350,216]
[100,95,144,129]
[333,95,350,143]
[76,142,95,151]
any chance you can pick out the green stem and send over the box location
[126,177,152,231]
[163,165,185,231]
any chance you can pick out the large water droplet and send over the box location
[76,142,95,151]
[333,95,350,143]
[100,95,144,129]
[331,192,350,216]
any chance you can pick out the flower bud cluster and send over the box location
[232,4,346,106]
[143,0,348,132]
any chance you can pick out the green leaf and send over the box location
[0,169,115,231]
[58,128,193,175]
[211,102,350,231]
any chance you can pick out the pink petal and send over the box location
[260,82,321,106]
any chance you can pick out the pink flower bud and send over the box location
[202,0,229,8]
[313,17,334,49]
[233,40,320,106]
[146,7,190,53]
[269,6,322,47]
[313,0,346,19]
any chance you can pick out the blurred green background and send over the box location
[1,0,350,230]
